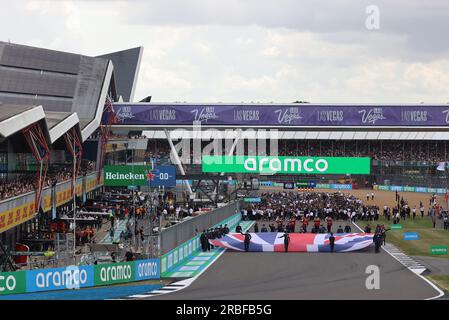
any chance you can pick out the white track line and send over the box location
[159,221,256,294]
[352,221,444,300]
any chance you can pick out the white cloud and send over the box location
[1,0,449,104]
[262,46,281,57]
[63,1,81,34]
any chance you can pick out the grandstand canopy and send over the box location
[97,47,143,103]
[0,104,46,140]
[0,41,115,141]
[0,41,142,146]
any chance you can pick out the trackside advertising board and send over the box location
[202,156,370,175]
[0,259,160,295]
[134,259,161,281]
[94,261,135,286]
[373,184,447,194]
[26,265,94,292]
[0,270,26,295]
[430,246,448,255]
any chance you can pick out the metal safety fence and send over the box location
[159,201,241,255]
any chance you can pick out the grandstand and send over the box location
[120,102,449,191]
[0,41,143,256]
[1,40,449,275]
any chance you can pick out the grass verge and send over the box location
[427,275,449,292]
[357,216,449,258]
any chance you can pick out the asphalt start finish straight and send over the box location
[147,248,440,300]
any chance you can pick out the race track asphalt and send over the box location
[147,248,440,300]
[146,220,441,300]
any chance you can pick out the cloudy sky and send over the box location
[1,0,449,103]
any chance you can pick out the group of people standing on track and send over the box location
[364,223,389,253]
[235,191,390,253]
[240,192,382,227]
[199,224,230,252]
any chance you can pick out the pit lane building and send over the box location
[0,41,143,249]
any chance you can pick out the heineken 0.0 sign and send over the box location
[202,156,370,175]
[104,165,154,186]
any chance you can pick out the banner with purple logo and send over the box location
[109,103,449,127]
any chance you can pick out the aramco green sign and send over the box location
[202,156,370,175]
[104,165,154,186]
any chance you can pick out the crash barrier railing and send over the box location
[160,212,241,277]
[159,201,241,255]
[0,258,160,296]
[14,256,70,271]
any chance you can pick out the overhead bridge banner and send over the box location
[210,233,374,252]
[202,156,371,175]
[111,103,449,127]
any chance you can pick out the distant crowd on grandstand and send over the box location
[3,135,447,212]
[144,140,449,164]
[0,160,95,201]
[234,191,448,251]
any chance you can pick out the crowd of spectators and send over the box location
[241,191,379,229]
[0,161,96,201]
[89,130,147,140]
[0,175,36,200]
[277,140,447,163]
[145,141,172,163]
[144,139,448,164]
[109,133,146,140]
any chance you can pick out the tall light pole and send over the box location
[131,145,137,248]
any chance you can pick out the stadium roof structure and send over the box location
[97,46,143,103]
[0,41,142,145]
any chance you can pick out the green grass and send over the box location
[427,275,449,292]
[357,216,449,258]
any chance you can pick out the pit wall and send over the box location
[373,185,447,194]
[160,212,241,277]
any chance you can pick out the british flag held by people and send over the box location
[209,232,374,252]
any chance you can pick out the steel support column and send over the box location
[98,97,116,181]
[63,127,83,197]
[164,129,193,195]
[22,123,50,212]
